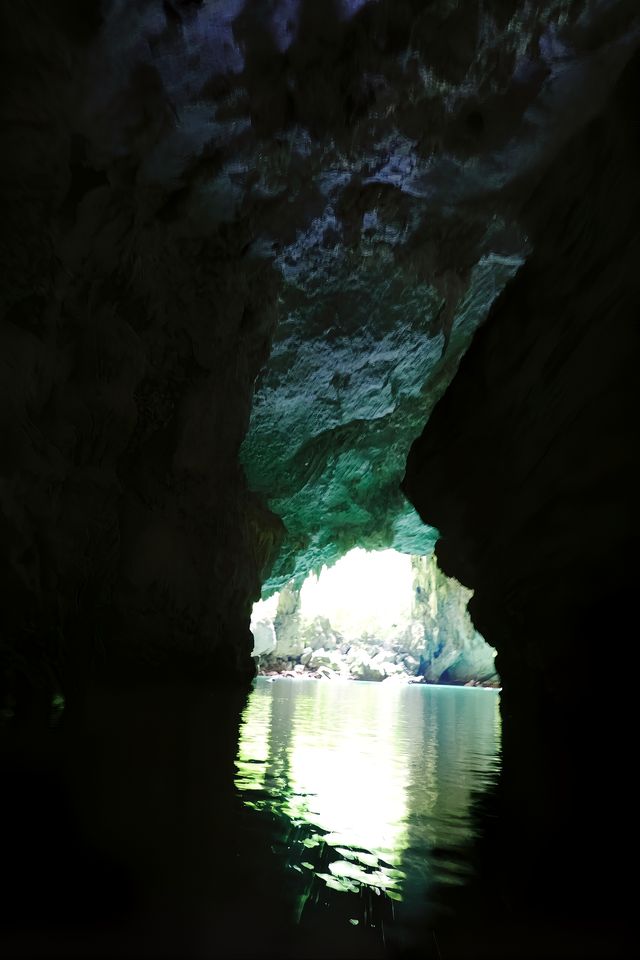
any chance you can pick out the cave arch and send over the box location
[1,3,638,952]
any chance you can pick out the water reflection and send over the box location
[235,678,500,919]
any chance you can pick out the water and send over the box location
[235,677,501,954]
[3,679,628,959]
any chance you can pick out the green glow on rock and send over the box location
[242,251,522,593]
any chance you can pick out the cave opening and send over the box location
[242,546,501,925]
[251,546,499,686]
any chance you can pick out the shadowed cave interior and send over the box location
[0,2,639,957]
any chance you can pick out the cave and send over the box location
[1,1,638,957]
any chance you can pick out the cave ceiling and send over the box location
[28,0,639,597]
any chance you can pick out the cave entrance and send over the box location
[240,547,502,924]
[251,547,499,686]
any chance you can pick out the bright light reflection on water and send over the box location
[235,678,500,915]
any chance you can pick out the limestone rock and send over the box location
[238,1,639,593]
[412,555,497,684]
[250,620,277,658]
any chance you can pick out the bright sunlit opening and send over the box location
[251,546,498,686]
[299,548,413,637]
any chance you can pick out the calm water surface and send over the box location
[235,677,501,952]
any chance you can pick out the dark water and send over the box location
[235,678,501,956]
[1,677,630,958]
[0,679,501,959]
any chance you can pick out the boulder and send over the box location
[251,620,277,657]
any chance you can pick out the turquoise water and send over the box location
[235,677,501,948]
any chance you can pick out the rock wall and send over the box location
[411,556,496,684]
[402,47,640,904]
[0,3,283,712]
[240,0,640,592]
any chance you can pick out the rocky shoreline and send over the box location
[252,554,500,687]
[258,662,499,687]
[255,620,499,687]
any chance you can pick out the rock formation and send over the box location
[411,555,496,684]
[1,2,637,714]
[403,44,640,917]
[0,1,285,714]
[1,0,639,953]
[240,0,640,592]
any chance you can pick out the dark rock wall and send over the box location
[0,3,282,710]
[403,50,640,857]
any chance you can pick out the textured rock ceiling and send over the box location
[3,0,638,634]
[233,0,637,591]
